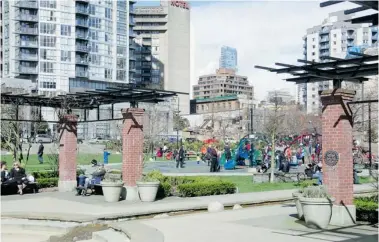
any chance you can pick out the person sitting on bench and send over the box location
[77,160,106,195]
[8,162,28,195]
[1,161,9,183]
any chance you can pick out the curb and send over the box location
[110,221,164,242]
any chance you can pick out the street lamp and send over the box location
[173,96,180,149]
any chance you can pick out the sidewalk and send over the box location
[1,184,375,222]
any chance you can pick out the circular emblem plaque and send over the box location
[324,150,339,166]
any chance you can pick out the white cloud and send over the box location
[190,1,360,100]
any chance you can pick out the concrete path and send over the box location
[137,204,378,242]
[1,184,374,222]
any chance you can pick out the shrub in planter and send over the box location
[37,178,59,188]
[299,186,334,229]
[101,170,123,202]
[354,195,378,224]
[177,181,236,197]
[137,175,160,202]
[293,180,315,220]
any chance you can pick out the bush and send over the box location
[31,170,83,179]
[37,178,58,188]
[157,182,172,199]
[302,186,330,199]
[177,181,236,197]
[354,195,378,224]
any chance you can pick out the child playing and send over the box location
[196,153,201,164]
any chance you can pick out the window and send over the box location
[40,49,55,60]
[89,5,95,15]
[90,30,98,40]
[342,47,346,51]
[312,38,315,41]
[40,23,56,34]
[40,36,56,47]
[312,88,315,91]
[363,32,368,36]
[40,62,54,73]
[89,54,101,65]
[105,8,112,19]
[312,52,315,56]
[333,34,337,38]
[40,0,56,9]
[89,17,101,29]
[333,41,336,45]
[363,40,368,44]
[312,102,316,105]
[116,70,125,81]
[61,25,71,36]
[312,45,315,49]
[152,77,159,83]
[104,68,112,79]
[312,94,316,98]
[61,50,71,62]
[40,81,56,89]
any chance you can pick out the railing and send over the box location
[20,27,38,34]
[320,28,330,34]
[20,66,38,73]
[76,56,88,64]
[372,34,378,40]
[20,54,38,60]
[17,1,38,8]
[76,20,89,27]
[20,40,38,47]
[17,14,38,21]
[76,32,89,39]
[320,51,329,57]
[76,70,89,78]
[320,37,329,42]
[320,44,329,49]
[371,26,378,32]
[76,6,89,14]
[76,45,89,52]
[347,33,355,39]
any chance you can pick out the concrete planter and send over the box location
[292,192,304,220]
[137,181,160,202]
[299,197,335,229]
[101,181,124,202]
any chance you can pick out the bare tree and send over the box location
[263,93,285,183]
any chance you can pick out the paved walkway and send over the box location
[135,204,378,242]
[1,184,374,222]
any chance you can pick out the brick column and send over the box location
[121,108,144,200]
[58,114,78,192]
[320,89,356,225]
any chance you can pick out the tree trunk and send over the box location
[270,132,276,183]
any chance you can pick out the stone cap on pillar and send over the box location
[320,89,355,105]
[121,108,145,117]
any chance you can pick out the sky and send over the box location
[136,1,363,101]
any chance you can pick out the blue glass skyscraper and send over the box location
[219,46,237,71]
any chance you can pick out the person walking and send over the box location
[209,146,218,172]
[37,142,44,164]
[103,148,111,165]
[224,143,232,161]
[176,145,185,168]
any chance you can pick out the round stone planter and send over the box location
[137,181,160,202]
[101,181,124,202]
[292,192,304,220]
[299,196,335,229]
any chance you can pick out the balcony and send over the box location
[19,27,38,35]
[16,14,38,22]
[76,70,89,78]
[76,0,89,3]
[320,51,329,57]
[76,32,89,40]
[76,56,88,65]
[129,30,136,38]
[129,68,137,73]
[347,34,355,39]
[373,34,378,40]
[141,49,151,54]
[141,72,151,77]
[142,41,152,46]
[19,53,38,61]
[19,40,38,48]
[371,26,378,33]
[320,28,330,35]
[320,44,329,50]
[76,20,89,28]
[17,1,38,9]
[76,45,89,52]
[19,66,38,74]
[129,55,137,61]
[347,42,354,47]
[320,37,329,43]
[76,6,89,15]
[133,25,167,31]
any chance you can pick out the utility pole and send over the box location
[174,96,180,150]
[368,102,372,175]
[250,104,254,135]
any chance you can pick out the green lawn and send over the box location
[204,176,374,193]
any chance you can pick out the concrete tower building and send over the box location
[133,0,191,114]
[299,11,378,114]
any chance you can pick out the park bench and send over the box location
[184,151,197,160]
[1,181,38,195]
[252,166,308,183]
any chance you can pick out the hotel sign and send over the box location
[171,1,190,10]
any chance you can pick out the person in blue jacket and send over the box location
[103,148,111,164]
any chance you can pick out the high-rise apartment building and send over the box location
[219,46,237,72]
[193,68,254,100]
[299,11,378,114]
[1,0,135,124]
[133,0,191,114]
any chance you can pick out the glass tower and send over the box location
[219,46,237,71]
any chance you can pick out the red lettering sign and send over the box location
[171,1,190,10]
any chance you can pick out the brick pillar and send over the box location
[320,89,356,225]
[58,114,78,192]
[121,108,144,200]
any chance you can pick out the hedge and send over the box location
[354,195,378,224]
[177,181,236,197]
[37,178,59,188]
[31,170,83,179]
